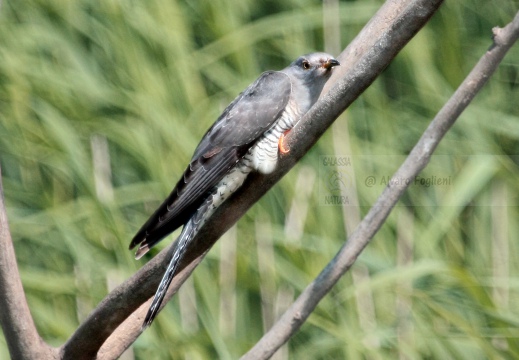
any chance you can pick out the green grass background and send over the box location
[1,0,518,358]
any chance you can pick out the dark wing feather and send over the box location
[130,71,291,254]
[192,71,291,159]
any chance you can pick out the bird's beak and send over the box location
[323,58,340,70]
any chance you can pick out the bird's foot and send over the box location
[278,130,291,155]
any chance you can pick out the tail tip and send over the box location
[140,320,152,332]
[141,308,158,330]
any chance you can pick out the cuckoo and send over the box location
[130,52,340,328]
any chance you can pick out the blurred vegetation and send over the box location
[1,0,518,359]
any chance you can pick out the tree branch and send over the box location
[241,8,519,360]
[0,167,58,359]
[60,0,447,358]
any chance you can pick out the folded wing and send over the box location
[130,71,292,257]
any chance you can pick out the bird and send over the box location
[130,52,340,328]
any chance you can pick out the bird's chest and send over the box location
[248,105,300,175]
[210,101,301,211]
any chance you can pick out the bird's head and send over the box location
[282,52,340,109]
[285,52,340,84]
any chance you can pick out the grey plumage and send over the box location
[130,53,340,328]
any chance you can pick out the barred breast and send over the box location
[199,98,301,226]
[249,100,301,174]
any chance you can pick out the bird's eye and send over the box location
[302,60,310,70]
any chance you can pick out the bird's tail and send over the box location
[141,218,197,329]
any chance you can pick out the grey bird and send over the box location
[130,52,340,328]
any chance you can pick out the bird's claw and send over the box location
[278,131,291,155]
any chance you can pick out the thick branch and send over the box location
[0,167,58,359]
[241,8,519,360]
[61,0,447,358]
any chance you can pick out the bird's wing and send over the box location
[130,71,291,254]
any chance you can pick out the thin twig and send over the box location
[0,167,58,359]
[241,9,519,360]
